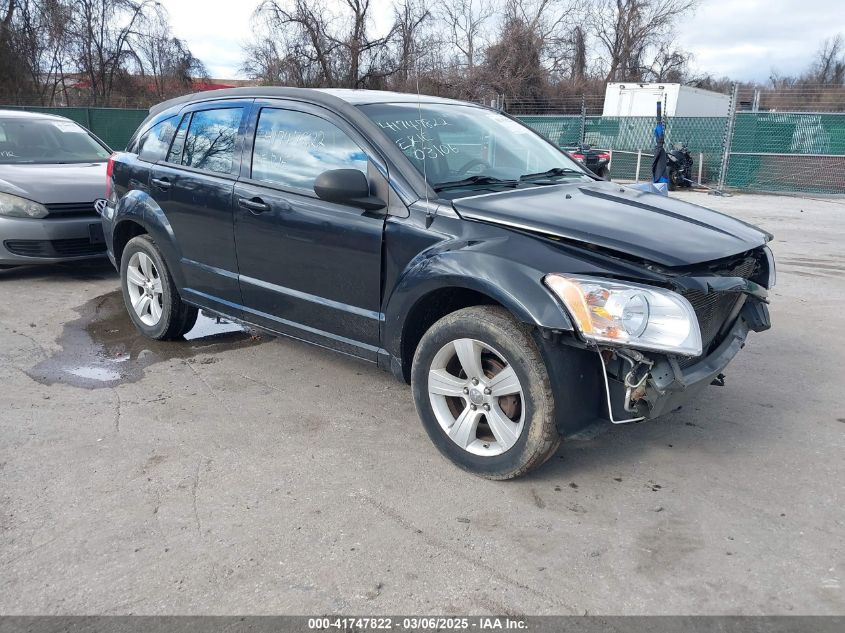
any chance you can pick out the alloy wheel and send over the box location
[126,251,163,326]
[427,338,525,456]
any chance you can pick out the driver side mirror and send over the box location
[314,169,386,212]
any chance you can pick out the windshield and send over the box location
[0,117,111,164]
[359,102,592,197]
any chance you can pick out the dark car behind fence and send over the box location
[6,104,845,195]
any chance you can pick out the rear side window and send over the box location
[138,117,176,162]
[251,108,368,191]
[181,108,243,174]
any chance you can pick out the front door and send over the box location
[149,101,250,309]
[233,103,386,359]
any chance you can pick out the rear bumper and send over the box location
[0,215,106,265]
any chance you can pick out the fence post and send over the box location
[698,153,703,185]
[635,150,642,182]
[85,107,92,131]
[715,83,739,195]
[579,95,586,144]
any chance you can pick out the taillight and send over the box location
[105,153,116,198]
[572,153,584,160]
[596,152,610,161]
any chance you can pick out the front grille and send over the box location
[44,202,99,218]
[4,239,105,258]
[677,256,759,369]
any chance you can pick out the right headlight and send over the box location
[544,274,703,356]
[763,245,776,288]
[0,192,48,219]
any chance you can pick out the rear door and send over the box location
[232,100,389,359]
[148,100,252,309]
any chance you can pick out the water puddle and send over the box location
[27,290,265,389]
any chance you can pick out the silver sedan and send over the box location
[0,110,111,268]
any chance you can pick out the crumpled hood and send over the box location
[0,162,107,204]
[452,181,772,267]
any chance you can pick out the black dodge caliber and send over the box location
[102,87,774,479]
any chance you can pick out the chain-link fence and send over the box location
[517,113,845,195]
[4,90,845,195]
[518,115,728,183]
[724,112,845,194]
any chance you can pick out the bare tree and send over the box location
[0,0,203,106]
[0,1,21,99]
[569,25,587,81]
[588,0,695,82]
[391,0,430,87]
[132,6,207,101]
[0,0,75,104]
[247,0,397,88]
[484,16,546,102]
[646,41,690,82]
[440,0,492,70]
[68,0,161,105]
[806,34,845,85]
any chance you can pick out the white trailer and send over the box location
[602,83,730,118]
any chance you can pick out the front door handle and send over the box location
[151,177,171,191]
[238,197,270,214]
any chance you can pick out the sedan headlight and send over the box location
[0,192,48,219]
[544,274,703,356]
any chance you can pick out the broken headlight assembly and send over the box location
[543,274,703,357]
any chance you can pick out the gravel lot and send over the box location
[1,191,843,615]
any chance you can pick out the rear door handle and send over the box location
[238,197,271,213]
[151,177,171,191]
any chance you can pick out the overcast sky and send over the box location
[157,0,843,83]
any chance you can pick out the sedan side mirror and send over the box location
[314,169,386,212]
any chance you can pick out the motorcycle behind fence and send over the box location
[667,142,694,190]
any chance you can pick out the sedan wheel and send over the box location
[126,251,163,326]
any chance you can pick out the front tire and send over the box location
[120,235,197,340]
[411,306,560,479]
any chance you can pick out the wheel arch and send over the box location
[110,190,185,288]
[112,218,148,266]
[395,285,504,383]
[387,262,575,383]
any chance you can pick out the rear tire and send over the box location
[669,168,685,190]
[411,306,560,479]
[120,235,197,340]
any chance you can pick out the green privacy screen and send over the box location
[518,113,845,194]
[5,105,844,194]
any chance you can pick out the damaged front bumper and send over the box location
[600,298,771,422]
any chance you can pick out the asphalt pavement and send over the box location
[1,191,843,615]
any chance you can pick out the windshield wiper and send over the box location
[432,175,520,192]
[519,167,585,182]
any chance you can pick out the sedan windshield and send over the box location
[0,117,111,164]
[359,102,592,196]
